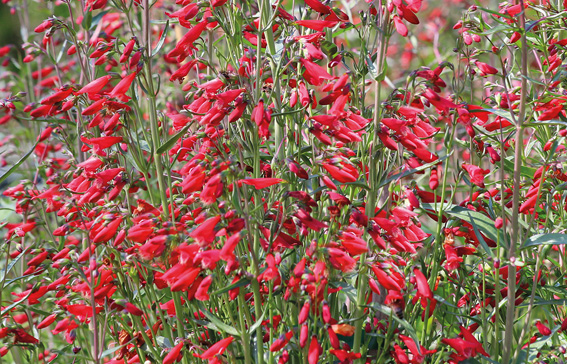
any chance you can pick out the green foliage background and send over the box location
[0,4,21,47]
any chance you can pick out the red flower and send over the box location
[199,337,234,360]
[80,136,123,156]
[37,314,57,329]
[295,20,338,31]
[190,215,221,246]
[163,342,184,364]
[535,320,551,336]
[308,336,321,364]
[304,0,330,14]
[443,245,463,271]
[125,303,144,316]
[300,58,335,86]
[195,275,213,301]
[108,72,137,102]
[475,61,498,75]
[76,75,112,96]
[239,178,284,189]
[462,164,490,188]
[393,16,409,37]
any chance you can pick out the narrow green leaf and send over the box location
[422,203,504,247]
[520,233,567,249]
[89,10,109,30]
[482,108,514,123]
[368,303,421,355]
[196,302,240,337]
[0,247,30,283]
[525,119,567,128]
[0,143,37,187]
[517,298,567,307]
[211,277,251,296]
[101,343,128,358]
[151,20,170,57]
[248,308,267,335]
[155,336,172,349]
[1,292,31,316]
[502,157,536,179]
[156,124,190,155]
[380,153,449,188]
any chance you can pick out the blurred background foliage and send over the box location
[0,3,21,47]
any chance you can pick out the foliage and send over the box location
[1,0,567,363]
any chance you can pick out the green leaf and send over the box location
[0,292,31,316]
[525,119,567,128]
[100,343,128,358]
[248,308,267,335]
[196,302,240,337]
[502,157,536,179]
[517,298,567,307]
[82,11,93,30]
[520,233,567,249]
[0,247,30,283]
[321,39,338,58]
[477,7,513,20]
[151,20,170,57]
[482,108,514,123]
[0,143,37,187]
[155,336,172,349]
[367,303,421,355]
[156,124,190,155]
[422,203,504,248]
[380,153,449,188]
[211,277,251,296]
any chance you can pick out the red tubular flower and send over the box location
[12,329,39,344]
[190,215,221,246]
[195,275,213,301]
[308,336,321,364]
[298,301,310,324]
[76,75,113,96]
[34,19,53,33]
[339,232,368,256]
[295,20,338,31]
[125,303,144,316]
[168,20,209,62]
[108,72,137,101]
[392,344,410,364]
[372,266,403,291]
[300,58,335,86]
[239,178,284,189]
[322,160,359,184]
[475,61,498,75]
[163,342,184,364]
[199,337,234,360]
[327,248,356,272]
[37,314,57,329]
[444,244,463,271]
[80,136,123,156]
[220,233,240,261]
[305,0,330,14]
[93,217,123,244]
[330,349,361,362]
[393,16,409,37]
[200,174,224,205]
[270,331,294,352]
[535,320,551,336]
[462,164,490,188]
[414,268,433,300]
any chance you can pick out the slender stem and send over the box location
[142,0,170,220]
[502,1,528,362]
